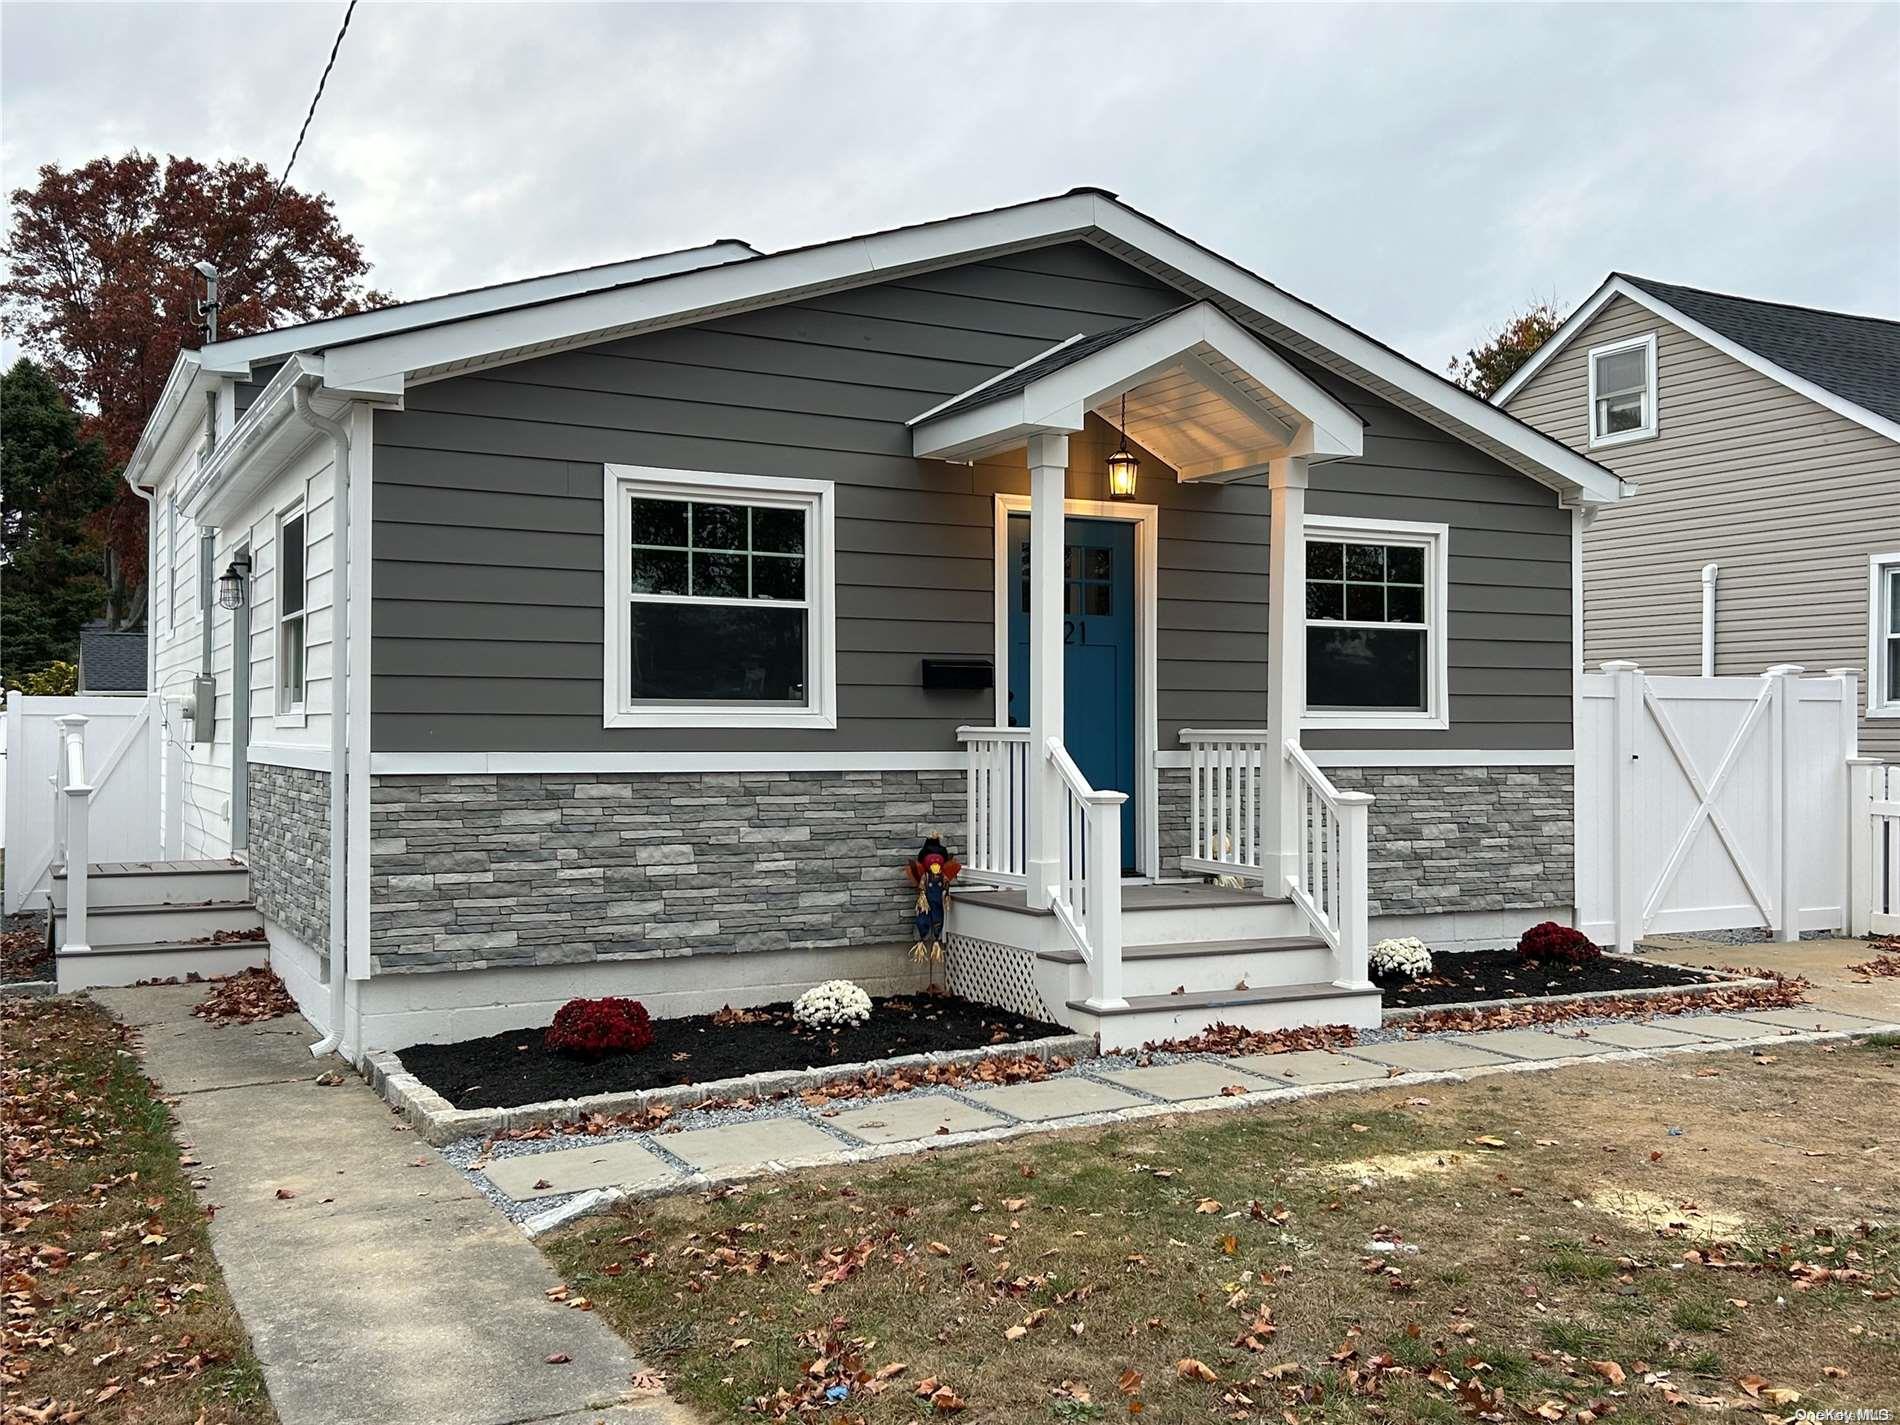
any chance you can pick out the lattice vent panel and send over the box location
[944,933,1053,1022]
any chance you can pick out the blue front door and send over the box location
[1007,515,1138,869]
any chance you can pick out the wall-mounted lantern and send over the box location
[218,554,252,610]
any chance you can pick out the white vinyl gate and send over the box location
[1852,761,1900,937]
[3,694,165,913]
[1576,663,1856,951]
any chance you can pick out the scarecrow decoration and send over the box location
[906,833,961,989]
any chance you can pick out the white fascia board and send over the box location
[320,195,1101,391]
[1495,276,1900,445]
[122,351,214,491]
[1084,201,1623,503]
[197,239,760,374]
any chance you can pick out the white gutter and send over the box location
[290,386,354,1059]
[1701,562,1719,677]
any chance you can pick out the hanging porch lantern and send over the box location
[218,555,251,610]
[1106,390,1138,501]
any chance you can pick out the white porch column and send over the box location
[1025,432,1069,909]
[1265,455,1309,892]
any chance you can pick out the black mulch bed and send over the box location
[1377,948,1725,1009]
[400,992,1071,1110]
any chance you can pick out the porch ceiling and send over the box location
[909,301,1364,480]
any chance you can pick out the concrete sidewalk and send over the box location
[95,985,691,1425]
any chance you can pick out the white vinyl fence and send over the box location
[1576,663,1859,951]
[1851,760,1900,937]
[3,694,166,913]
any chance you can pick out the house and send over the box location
[97,188,1627,1055]
[1495,276,1899,758]
[76,624,149,694]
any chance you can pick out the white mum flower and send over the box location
[792,979,873,1030]
[1369,936,1434,981]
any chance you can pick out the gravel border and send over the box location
[368,1031,1097,1147]
[1,978,57,1000]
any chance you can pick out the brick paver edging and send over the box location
[366,1032,1099,1147]
[1380,961,1774,1023]
[511,1020,1900,1238]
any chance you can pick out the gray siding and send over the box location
[372,242,1571,754]
[1505,293,1899,759]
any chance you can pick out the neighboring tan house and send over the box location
[68,188,1629,1055]
[1496,275,1900,758]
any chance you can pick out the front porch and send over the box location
[909,302,1383,1048]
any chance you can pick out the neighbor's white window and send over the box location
[1587,331,1658,447]
[1303,515,1449,730]
[602,465,836,730]
[276,502,307,718]
[1872,552,1900,719]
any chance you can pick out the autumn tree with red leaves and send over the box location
[1,151,391,619]
[1446,299,1566,400]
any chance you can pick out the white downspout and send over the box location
[1700,562,1719,678]
[291,386,352,1058]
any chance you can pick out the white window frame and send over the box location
[1870,550,1900,720]
[275,499,308,726]
[159,497,176,635]
[1301,514,1450,732]
[1586,330,1658,449]
[601,464,837,730]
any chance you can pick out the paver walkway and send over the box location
[452,937,1900,1226]
[95,985,692,1425]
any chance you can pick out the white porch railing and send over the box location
[1180,728,1373,991]
[1283,742,1373,990]
[1180,728,1269,878]
[1047,738,1127,1008]
[958,725,1032,887]
[52,714,93,953]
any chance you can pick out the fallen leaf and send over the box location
[1590,1359,1626,1386]
[1177,1358,1218,1383]
[545,1352,571,1365]
[274,1187,298,1200]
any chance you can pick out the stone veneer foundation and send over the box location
[367,770,965,975]
[1157,763,1574,917]
[247,763,331,949]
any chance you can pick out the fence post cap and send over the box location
[1763,663,1806,677]
[54,713,90,726]
[1598,660,1641,673]
[1824,666,1862,677]
[1332,790,1376,807]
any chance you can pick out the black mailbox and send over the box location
[921,658,994,691]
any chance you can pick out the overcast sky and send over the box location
[4,1,1897,375]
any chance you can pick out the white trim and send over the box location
[1495,275,1900,446]
[992,492,1161,877]
[247,740,332,771]
[1300,514,1451,731]
[1585,330,1658,449]
[600,464,837,730]
[911,302,1365,468]
[1870,550,1900,720]
[273,495,308,727]
[367,750,969,775]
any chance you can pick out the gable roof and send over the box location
[914,305,1187,425]
[157,188,1627,506]
[1494,273,1900,441]
[77,628,147,692]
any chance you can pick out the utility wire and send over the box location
[277,0,359,193]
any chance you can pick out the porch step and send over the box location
[954,882,1305,947]
[53,898,264,950]
[55,936,270,993]
[1065,981,1383,1052]
[1038,935,1336,999]
[52,860,250,909]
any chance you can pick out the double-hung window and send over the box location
[277,503,307,718]
[1303,515,1449,730]
[604,465,836,729]
[1873,552,1900,719]
[1587,332,1658,447]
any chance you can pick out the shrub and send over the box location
[793,979,873,1031]
[1516,921,1601,964]
[1369,936,1434,981]
[544,996,654,1060]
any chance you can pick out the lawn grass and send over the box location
[3,997,278,1424]
[546,1040,1900,1423]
